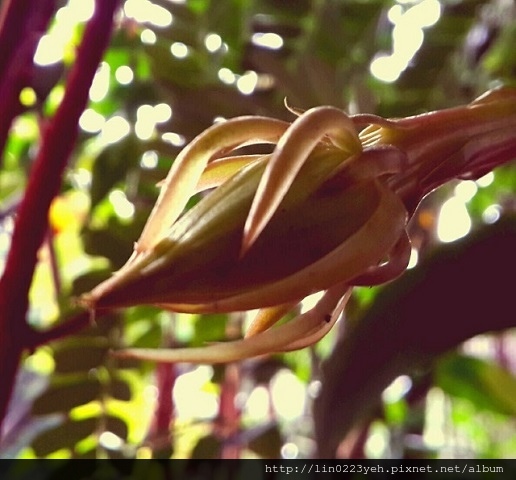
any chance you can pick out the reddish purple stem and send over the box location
[146,362,176,455]
[0,0,57,164]
[0,0,119,432]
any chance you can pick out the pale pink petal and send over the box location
[113,283,351,364]
[210,181,407,312]
[245,302,298,338]
[242,106,361,256]
[136,117,289,255]
[194,155,265,193]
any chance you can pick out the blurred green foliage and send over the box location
[0,0,515,459]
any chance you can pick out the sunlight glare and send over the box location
[482,204,501,224]
[387,5,403,24]
[79,109,106,133]
[135,104,155,140]
[281,442,299,459]
[236,71,258,95]
[135,103,171,140]
[245,386,270,421]
[34,0,95,66]
[300,291,325,314]
[0,223,12,277]
[204,33,223,53]
[392,23,424,65]
[454,180,477,202]
[365,422,389,458]
[218,68,236,85]
[124,0,173,27]
[109,190,135,219]
[99,431,123,450]
[115,65,134,85]
[370,54,402,83]
[307,379,322,398]
[140,150,159,169]
[99,115,131,144]
[270,369,306,421]
[252,32,284,50]
[476,171,495,187]
[423,387,446,448]
[404,0,441,28]
[382,375,412,403]
[437,197,471,243]
[140,28,157,45]
[407,247,419,269]
[371,0,441,83]
[70,168,92,189]
[170,42,189,59]
[162,132,185,147]
[89,62,110,102]
[34,35,65,66]
[66,0,95,22]
[173,366,218,419]
[154,103,172,123]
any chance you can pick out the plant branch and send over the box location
[0,0,119,431]
[26,311,92,349]
[0,0,56,165]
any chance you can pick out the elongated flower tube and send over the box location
[81,87,516,363]
[357,87,516,213]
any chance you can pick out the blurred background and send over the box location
[0,0,515,459]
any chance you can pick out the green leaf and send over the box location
[247,423,283,458]
[90,135,141,209]
[190,433,221,459]
[32,378,102,415]
[183,0,210,15]
[31,414,128,457]
[192,313,229,347]
[53,345,109,374]
[435,353,516,416]
[32,417,97,456]
[82,219,140,269]
[104,414,130,441]
[71,270,112,297]
[110,378,132,402]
